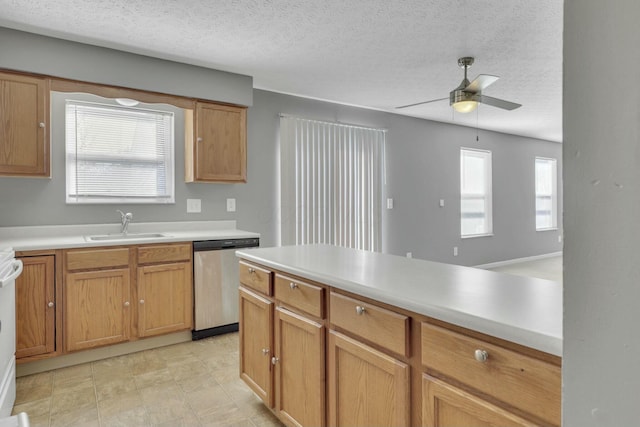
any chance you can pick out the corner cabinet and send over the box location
[0,71,50,177]
[185,101,247,183]
[15,254,56,359]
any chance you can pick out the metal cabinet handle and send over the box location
[355,306,366,315]
[139,299,145,304]
[262,348,269,355]
[248,267,256,273]
[271,356,279,365]
[39,122,45,128]
[124,301,130,307]
[474,349,489,363]
[196,137,203,142]
[289,282,298,290]
[47,301,54,308]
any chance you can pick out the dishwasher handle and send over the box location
[193,238,260,251]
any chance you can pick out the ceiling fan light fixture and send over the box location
[453,100,478,113]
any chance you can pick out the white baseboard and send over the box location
[475,251,562,269]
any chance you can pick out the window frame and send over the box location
[64,96,176,205]
[535,156,558,231]
[460,147,493,238]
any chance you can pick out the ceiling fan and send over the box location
[397,57,521,113]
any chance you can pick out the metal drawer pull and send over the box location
[140,299,145,304]
[474,349,489,362]
[47,301,54,308]
[248,267,256,273]
[124,301,130,307]
[271,356,279,365]
[355,305,366,315]
[262,348,269,355]
[289,282,298,290]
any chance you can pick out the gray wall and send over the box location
[0,30,562,266]
[563,0,640,425]
[0,27,253,106]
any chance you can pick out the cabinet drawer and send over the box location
[421,322,561,426]
[66,248,130,271]
[239,261,272,296]
[137,243,191,265]
[330,292,409,357]
[274,274,324,318]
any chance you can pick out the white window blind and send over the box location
[535,157,558,230]
[461,148,493,237]
[280,116,386,252]
[65,100,175,204]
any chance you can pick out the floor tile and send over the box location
[13,333,284,427]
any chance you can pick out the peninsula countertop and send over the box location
[236,244,562,357]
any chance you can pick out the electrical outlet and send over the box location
[387,198,394,209]
[439,199,445,207]
[406,252,412,258]
[453,246,458,257]
[558,235,562,243]
[226,198,236,212]
[187,199,201,213]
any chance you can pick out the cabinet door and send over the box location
[239,287,274,406]
[274,307,325,427]
[422,375,535,427]
[190,102,247,182]
[137,261,193,337]
[64,268,131,352]
[328,331,410,427]
[15,255,55,358]
[0,72,49,177]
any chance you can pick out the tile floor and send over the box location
[11,333,283,427]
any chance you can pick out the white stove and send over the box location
[0,248,23,418]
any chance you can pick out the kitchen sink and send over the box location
[84,232,169,242]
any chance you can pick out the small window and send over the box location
[535,157,558,230]
[65,100,175,204]
[461,148,493,237]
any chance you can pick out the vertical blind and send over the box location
[280,115,386,252]
[66,100,175,204]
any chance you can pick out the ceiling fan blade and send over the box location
[465,74,499,93]
[396,97,448,109]
[478,95,522,110]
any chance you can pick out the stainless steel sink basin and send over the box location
[84,232,168,242]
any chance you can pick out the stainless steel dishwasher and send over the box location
[192,237,259,340]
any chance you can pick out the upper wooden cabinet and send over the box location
[0,72,50,177]
[185,101,247,183]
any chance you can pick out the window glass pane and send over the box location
[535,157,557,230]
[461,148,492,237]
[65,99,175,204]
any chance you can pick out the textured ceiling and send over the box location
[0,0,563,142]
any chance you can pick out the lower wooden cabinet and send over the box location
[239,286,274,406]
[422,375,535,427]
[137,261,192,337]
[64,268,131,352]
[328,331,410,427]
[274,307,325,427]
[15,255,55,359]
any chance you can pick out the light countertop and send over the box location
[0,220,259,251]
[236,244,562,356]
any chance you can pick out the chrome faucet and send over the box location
[116,210,133,235]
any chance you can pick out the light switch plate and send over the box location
[227,198,236,212]
[187,199,201,213]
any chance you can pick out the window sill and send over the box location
[461,233,494,239]
[536,227,559,232]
